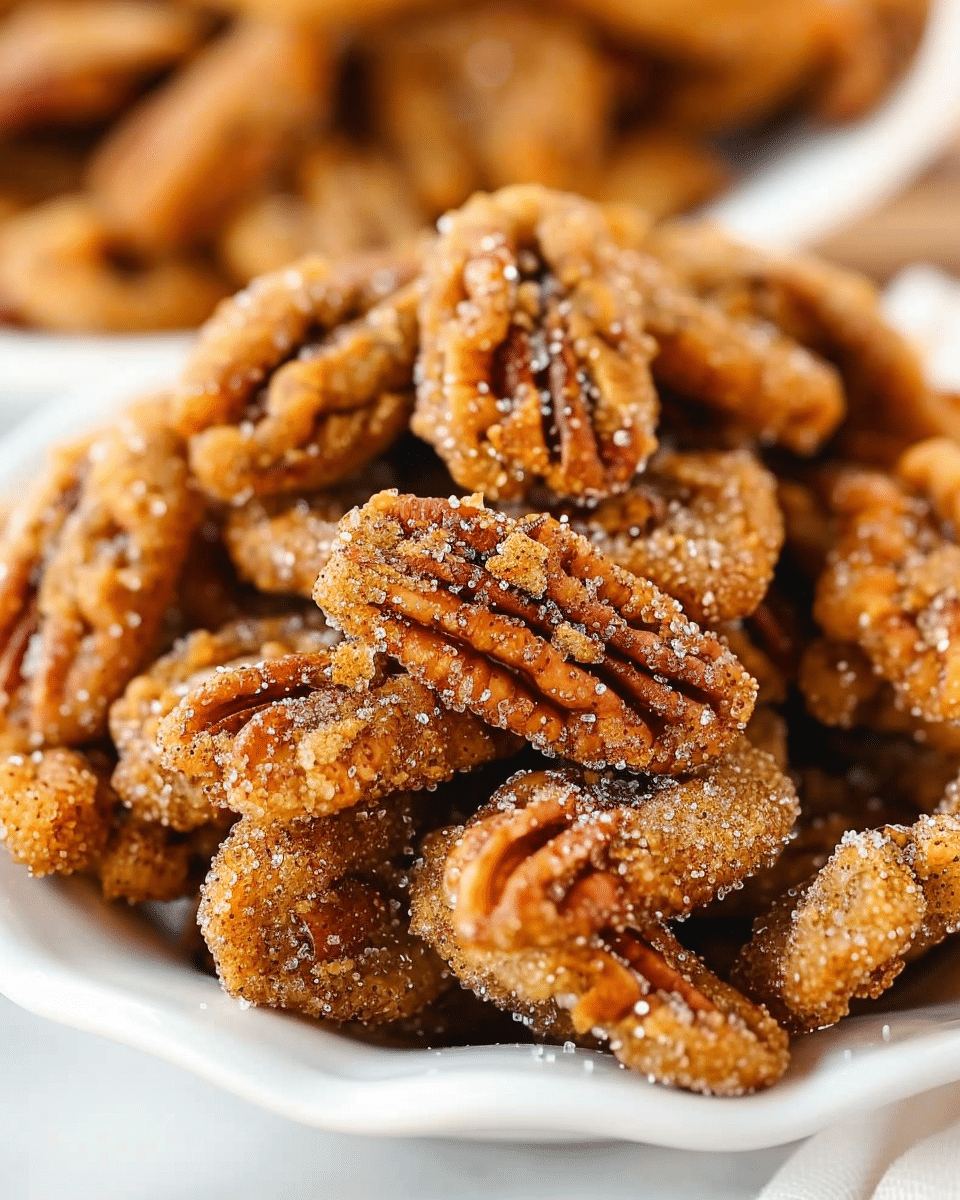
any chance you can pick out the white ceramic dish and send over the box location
[3,0,960,410]
[2,384,960,1150]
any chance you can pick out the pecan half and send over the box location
[109,611,337,831]
[0,0,205,136]
[314,491,757,772]
[174,250,421,503]
[158,652,521,822]
[413,185,659,501]
[444,745,797,950]
[570,448,784,624]
[200,799,448,1023]
[412,825,789,1094]
[814,443,960,725]
[0,403,198,745]
[734,813,960,1032]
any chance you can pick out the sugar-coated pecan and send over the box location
[0,197,229,332]
[371,6,613,214]
[88,19,330,252]
[412,825,790,1094]
[814,444,960,725]
[444,745,797,951]
[0,746,113,876]
[614,241,845,457]
[222,466,395,598]
[315,491,757,772]
[0,404,198,745]
[109,611,337,831]
[734,813,960,1032]
[219,140,425,284]
[0,745,227,901]
[0,0,205,135]
[174,250,421,503]
[413,185,659,501]
[200,800,448,1023]
[158,652,520,822]
[570,448,783,624]
[644,219,934,446]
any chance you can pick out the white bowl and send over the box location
[2,385,960,1150]
[3,0,960,409]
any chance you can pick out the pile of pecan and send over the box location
[3,184,960,1097]
[0,0,928,332]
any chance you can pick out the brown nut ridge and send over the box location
[412,824,789,1095]
[109,611,337,831]
[814,448,960,725]
[413,185,659,502]
[314,491,758,772]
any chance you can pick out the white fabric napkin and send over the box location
[760,264,960,1200]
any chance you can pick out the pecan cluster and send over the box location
[5,181,960,1093]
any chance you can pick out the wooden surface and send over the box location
[816,133,960,281]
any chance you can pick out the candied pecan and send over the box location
[222,466,395,597]
[219,140,425,284]
[158,653,521,823]
[413,185,659,502]
[200,799,448,1023]
[0,405,198,745]
[0,196,228,332]
[586,128,726,220]
[109,612,337,831]
[570,448,783,624]
[814,449,960,725]
[444,745,797,951]
[643,219,935,445]
[816,0,929,121]
[734,813,960,1032]
[615,246,845,457]
[315,492,757,772]
[371,5,614,213]
[412,825,789,1094]
[174,251,421,503]
[88,20,330,252]
[0,746,113,876]
[0,744,225,901]
[0,0,205,135]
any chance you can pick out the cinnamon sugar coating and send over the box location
[412,823,789,1095]
[571,448,783,624]
[222,468,395,597]
[413,186,659,501]
[200,799,448,1023]
[0,404,198,745]
[174,251,421,503]
[0,745,226,901]
[644,219,936,445]
[734,813,960,1033]
[158,653,520,823]
[314,491,757,773]
[109,612,337,831]
[814,446,960,725]
[443,746,797,951]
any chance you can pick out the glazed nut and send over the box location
[314,491,757,773]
